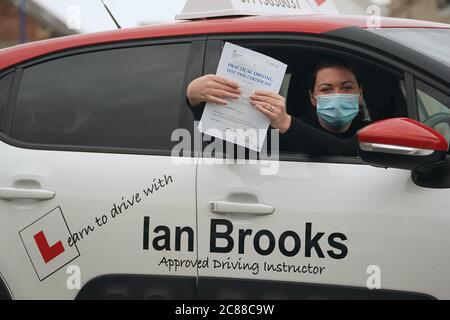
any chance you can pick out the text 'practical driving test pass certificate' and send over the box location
[198,42,287,152]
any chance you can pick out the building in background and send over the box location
[389,0,450,23]
[0,0,76,48]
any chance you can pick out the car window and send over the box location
[10,43,191,151]
[371,28,450,66]
[232,42,407,158]
[0,73,13,133]
[416,81,450,145]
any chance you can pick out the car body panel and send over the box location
[0,141,198,299]
[0,15,449,70]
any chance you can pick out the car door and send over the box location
[0,38,203,299]
[196,37,450,300]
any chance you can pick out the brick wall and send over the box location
[0,0,58,48]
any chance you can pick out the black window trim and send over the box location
[0,69,17,133]
[0,35,206,157]
[5,68,23,135]
[405,72,419,120]
[16,36,205,69]
[0,68,15,79]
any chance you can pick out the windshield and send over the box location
[371,28,450,66]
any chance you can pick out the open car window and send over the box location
[234,41,408,158]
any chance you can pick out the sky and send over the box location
[33,0,187,33]
[32,0,388,34]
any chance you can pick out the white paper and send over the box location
[198,42,287,152]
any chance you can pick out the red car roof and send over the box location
[1,15,449,70]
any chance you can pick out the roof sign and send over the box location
[175,0,339,20]
[307,0,339,14]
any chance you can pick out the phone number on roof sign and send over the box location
[241,0,304,10]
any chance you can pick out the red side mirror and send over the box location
[357,118,449,170]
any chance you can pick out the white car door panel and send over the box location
[0,141,197,299]
[197,160,450,299]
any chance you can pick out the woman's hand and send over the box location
[250,91,292,133]
[187,75,241,107]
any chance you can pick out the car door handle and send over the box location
[208,201,275,215]
[0,187,55,201]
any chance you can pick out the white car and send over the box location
[0,5,449,300]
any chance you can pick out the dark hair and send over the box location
[309,60,362,91]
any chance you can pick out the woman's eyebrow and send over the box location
[341,81,356,86]
[318,83,333,87]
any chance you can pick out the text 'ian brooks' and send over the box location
[143,218,348,259]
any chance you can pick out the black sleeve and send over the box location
[282,117,358,157]
[186,97,205,121]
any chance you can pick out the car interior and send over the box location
[241,42,409,155]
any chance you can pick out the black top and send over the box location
[281,112,371,157]
[187,99,370,157]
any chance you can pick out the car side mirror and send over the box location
[356,118,449,171]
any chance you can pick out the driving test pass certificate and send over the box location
[198,42,287,152]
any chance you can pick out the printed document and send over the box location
[198,42,287,152]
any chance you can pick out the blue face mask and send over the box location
[315,94,360,130]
